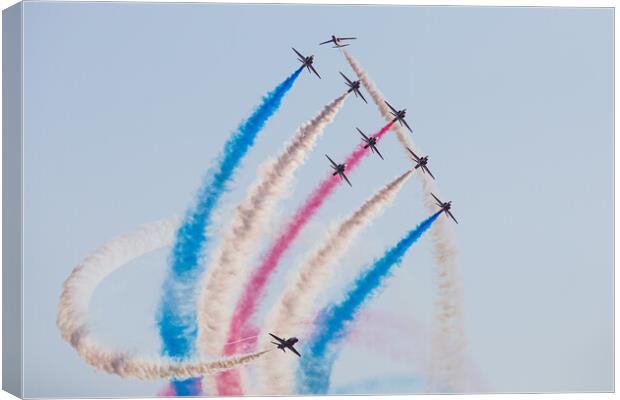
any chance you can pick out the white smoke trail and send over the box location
[56,218,270,380]
[343,49,467,390]
[196,92,349,391]
[256,170,413,394]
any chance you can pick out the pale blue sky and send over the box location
[20,2,612,397]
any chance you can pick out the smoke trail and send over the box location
[56,218,271,381]
[196,92,350,376]
[157,67,302,394]
[158,384,175,397]
[337,310,488,393]
[199,92,350,395]
[347,309,431,368]
[342,50,411,152]
[297,211,441,394]
[158,379,201,396]
[343,49,466,390]
[256,169,414,394]
[218,120,395,394]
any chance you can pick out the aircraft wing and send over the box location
[309,64,321,79]
[340,172,353,187]
[407,147,419,161]
[423,165,435,180]
[340,71,353,85]
[289,345,302,357]
[401,118,413,133]
[373,145,384,160]
[287,346,301,357]
[446,210,458,224]
[292,47,305,59]
[430,192,442,205]
[319,39,333,45]
[325,154,338,168]
[340,37,357,40]
[384,100,398,114]
[357,90,368,104]
[269,333,284,343]
[357,128,370,141]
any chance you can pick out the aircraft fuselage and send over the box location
[276,337,299,349]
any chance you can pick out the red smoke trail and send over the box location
[215,121,395,395]
[157,384,175,397]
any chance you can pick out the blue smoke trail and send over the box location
[297,211,442,394]
[157,66,303,395]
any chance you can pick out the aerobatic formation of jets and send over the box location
[273,34,458,357]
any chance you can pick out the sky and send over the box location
[20,2,613,397]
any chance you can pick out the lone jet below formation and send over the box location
[385,100,413,133]
[269,333,301,357]
[319,35,357,48]
[292,48,321,79]
[431,193,458,224]
[408,148,434,179]
[326,154,352,187]
[340,72,367,103]
[358,128,383,160]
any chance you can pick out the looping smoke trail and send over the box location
[157,67,302,394]
[56,218,270,381]
[297,211,442,394]
[195,92,350,390]
[343,49,466,390]
[217,120,395,395]
[256,169,414,394]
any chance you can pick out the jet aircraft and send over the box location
[319,35,357,48]
[358,128,383,160]
[292,48,321,79]
[340,72,367,103]
[269,333,301,357]
[385,100,413,133]
[326,154,352,187]
[408,148,434,179]
[431,193,458,224]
